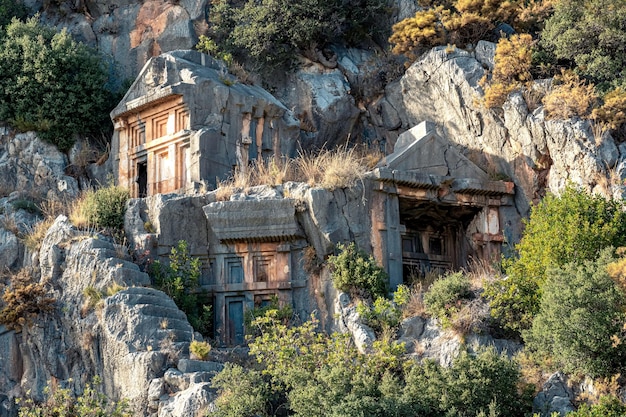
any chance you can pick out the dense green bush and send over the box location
[151,240,201,314]
[0,17,117,151]
[525,250,626,378]
[328,242,388,300]
[210,311,532,417]
[567,395,626,417]
[17,376,130,417]
[356,285,409,333]
[204,0,389,70]
[424,272,472,325]
[540,0,626,91]
[244,294,292,335]
[212,364,272,417]
[403,348,533,417]
[0,0,28,30]
[71,184,129,234]
[485,186,626,333]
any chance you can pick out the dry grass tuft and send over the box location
[402,281,427,318]
[515,350,553,395]
[543,70,598,120]
[296,146,368,190]
[450,297,489,337]
[214,146,378,196]
[463,257,500,289]
[22,217,56,251]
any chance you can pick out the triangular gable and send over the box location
[381,121,489,182]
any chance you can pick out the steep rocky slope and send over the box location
[1,2,626,415]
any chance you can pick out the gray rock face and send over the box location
[397,316,522,367]
[387,44,625,243]
[283,64,360,150]
[533,372,576,416]
[335,292,376,354]
[0,132,79,202]
[39,0,203,78]
[0,216,209,416]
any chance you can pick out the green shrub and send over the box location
[568,395,626,417]
[357,285,410,333]
[244,295,292,335]
[0,0,28,31]
[485,186,626,334]
[423,272,472,326]
[71,184,129,234]
[403,348,534,417]
[211,364,271,417]
[205,0,390,71]
[0,16,118,151]
[525,250,626,378]
[150,241,213,335]
[189,340,212,361]
[540,0,626,90]
[328,242,388,300]
[11,199,41,215]
[17,376,130,417]
[212,311,532,416]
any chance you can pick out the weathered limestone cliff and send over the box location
[385,43,624,238]
[2,3,626,414]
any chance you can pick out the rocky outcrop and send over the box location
[37,0,204,78]
[386,44,625,239]
[0,131,79,203]
[335,292,376,354]
[397,316,522,367]
[533,372,576,417]
[0,215,219,416]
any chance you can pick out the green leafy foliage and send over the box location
[424,272,472,326]
[525,250,626,378]
[85,185,129,231]
[211,311,532,416]
[17,376,130,417]
[328,242,388,300]
[71,183,129,242]
[357,285,409,333]
[403,349,534,417]
[150,241,213,335]
[211,364,271,417]
[540,0,626,90]
[567,395,626,417]
[205,0,390,71]
[485,186,626,334]
[0,16,118,151]
[243,295,292,335]
[0,0,28,30]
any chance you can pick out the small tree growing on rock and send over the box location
[328,242,388,300]
[525,250,626,378]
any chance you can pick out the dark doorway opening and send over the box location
[137,161,147,198]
